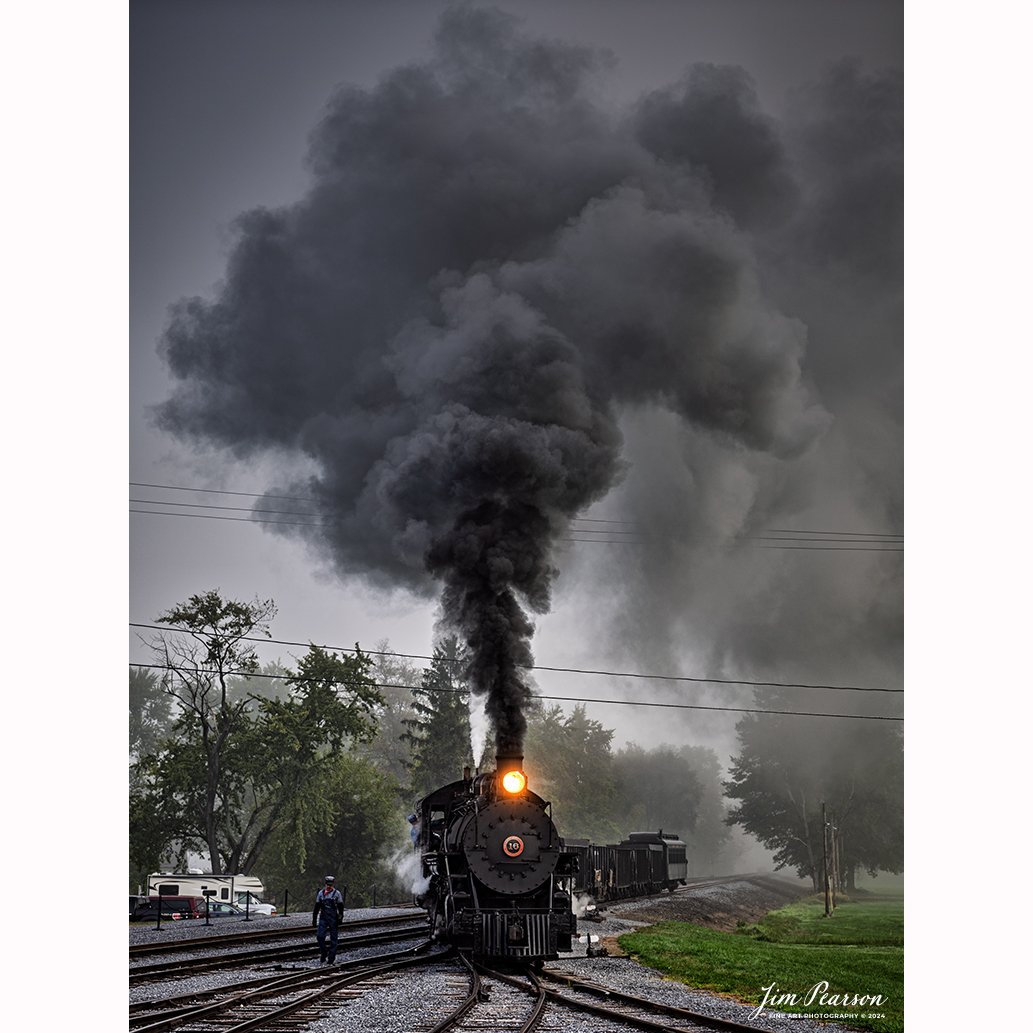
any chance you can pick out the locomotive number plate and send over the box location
[503,836,524,857]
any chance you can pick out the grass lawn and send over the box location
[617,893,903,1033]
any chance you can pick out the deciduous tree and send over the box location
[129,666,176,761]
[244,643,385,872]
[254,751,405,908]
[137,590,276,871]
[524,704,621,843]
[130,591,384,876]
[677,744,734,874]
[724,698,903,889]
[613,742,703,837]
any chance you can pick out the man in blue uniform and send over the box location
[312,875,345,964]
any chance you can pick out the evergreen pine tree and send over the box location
[400,637,473,798]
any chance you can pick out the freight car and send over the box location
[412,754,578,962]
[563,831,687,901]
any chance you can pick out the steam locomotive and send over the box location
[411,754,687,961]
[412,753,578,960]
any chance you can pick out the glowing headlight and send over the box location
[501,769,527,793]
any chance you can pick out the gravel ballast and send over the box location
[129,884,882,1032]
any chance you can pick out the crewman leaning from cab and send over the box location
[312,875,345,964]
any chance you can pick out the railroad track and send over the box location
[129,916,430,984]
[129,910,426,957]
[409,954,548,1033]
[129,880,805,1031]
[399,956,777,1033]
[579,873,802,925]
[129,942,446,1032]
[671,873,800,897]
[132,946,775,1033]
[532,964,773,1031]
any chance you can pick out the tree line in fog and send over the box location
[130,591,901,903]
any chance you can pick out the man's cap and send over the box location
[408,814,418,822]
[324,876,335,883]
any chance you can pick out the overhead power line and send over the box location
[130,482,903,550]
[131,507,902,549]
[130,498,313,517]
[128,623,902,694]
[130,481,310,503]
[129,662,902,722]
[129,482,904,535]
[130,509,328,528]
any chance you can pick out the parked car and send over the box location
[130,896,205,921]
[233,891,277,917]
[200,900,246,918]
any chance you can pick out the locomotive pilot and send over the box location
[312,875,345,964]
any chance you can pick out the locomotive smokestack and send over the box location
[497,750,527,794]
[496,750,524,773]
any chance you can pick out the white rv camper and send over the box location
[146,871,277,915]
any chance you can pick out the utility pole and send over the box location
[822,801,832,917]
[831,821,841,904]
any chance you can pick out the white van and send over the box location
[233,890,276,916]
[147,872,277,916]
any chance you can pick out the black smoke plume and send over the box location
[154,8,898,756]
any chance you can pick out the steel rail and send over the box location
[130,972,279,1017]
[129,910,425,956]
[520,966,550,1033]
[421,956,547,1033]
[539,966,773,1033]
[131,968,329,1032]
[129,920,429,983]
[580,874,801,921]
[130,961,381,1027]
[424,952,485,1033]
[479,962,772,1033]
[190,947,448,1033]
[130,942,446,1033]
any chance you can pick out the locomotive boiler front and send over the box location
[446,794,561,895]
[414,754,578,960]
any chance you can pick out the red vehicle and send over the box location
[130,896,205,921]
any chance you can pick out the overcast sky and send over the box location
[126,0,909,764]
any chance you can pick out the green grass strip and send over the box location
[617,895,903,1033]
